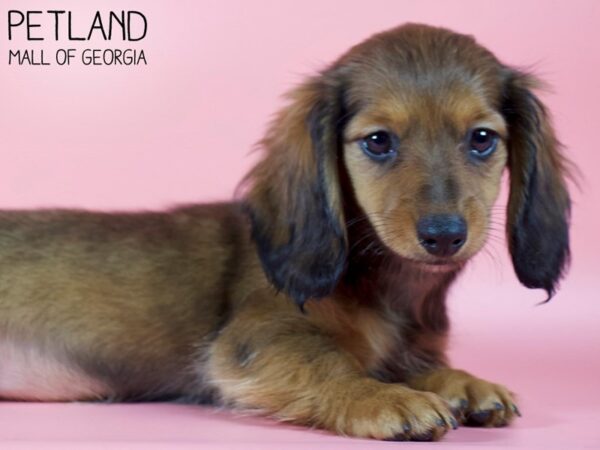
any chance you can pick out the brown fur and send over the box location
[0,24,570,441]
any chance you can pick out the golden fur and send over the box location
[0,24,570,441]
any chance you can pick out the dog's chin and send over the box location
[415,261,462,273]
[402,258,465,274]
[378,239,469,274]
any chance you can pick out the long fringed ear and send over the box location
[242,76,348,308]
[502,71,571,300]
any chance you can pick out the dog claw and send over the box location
[384,433,408,441]
[467,410,491,425]
[412,431,434,441]
[449,417,459,429]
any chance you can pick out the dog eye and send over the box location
[360,131,398,161]
[469,128,499,158]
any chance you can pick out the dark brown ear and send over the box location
[242,75,348,308]
[502,71,571,299]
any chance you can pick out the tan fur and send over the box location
[0,24,571,441]
[342,83,507,264]
[407,368,520,427]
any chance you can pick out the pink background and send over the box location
[1,0,599,448]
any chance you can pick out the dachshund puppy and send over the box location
[0,24,570,441]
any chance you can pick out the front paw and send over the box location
[325,379,457,441]
[452,378,520,428]
[410,369,520,427]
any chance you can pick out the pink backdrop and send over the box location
[1,0,599,448]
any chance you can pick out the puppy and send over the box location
[0,24,570,441]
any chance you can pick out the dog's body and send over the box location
[0,24,570,441]
[0,204,263,401]
[0,204,453,406]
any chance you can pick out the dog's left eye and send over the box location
[360,131,398,161]
[469,128,499,158]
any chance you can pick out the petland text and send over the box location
[7,10,148,66]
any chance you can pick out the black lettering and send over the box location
[8,49,21,64]
[138,49,147,65]
[68,11,85,40]
[87,11,108,40]
[127,11,147,41]
[8,10,24,40]
[109,11,126,40]
[26,11,43,41]
[47,10,66,40]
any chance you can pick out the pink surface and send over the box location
[1,0,599,448]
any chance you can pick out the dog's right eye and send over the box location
[360,131,398,161]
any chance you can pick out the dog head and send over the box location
[244,24,571,307]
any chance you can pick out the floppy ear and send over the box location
[502,71,571,299]
[243,75,348,308]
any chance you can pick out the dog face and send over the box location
[341,35,508,270]
[245,24,570,307]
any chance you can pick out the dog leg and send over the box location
[205,295,457,441]
[407,368,520,427]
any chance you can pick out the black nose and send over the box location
[417,214,467,257]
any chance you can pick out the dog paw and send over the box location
[410,369,520,427]
[449,378,520,427]
[328,380,457,440]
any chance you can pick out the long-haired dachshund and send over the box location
[0,24,570,441]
